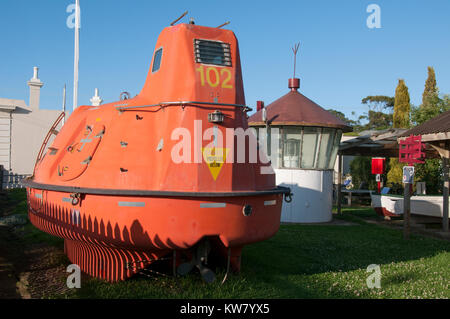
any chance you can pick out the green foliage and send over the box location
[422,66,437,106]
[349,157,377,190]
[361,95,395,110]
[415,159,443,194]
[393,79,411,128]
[327,96,396,133]
[357,110,393,131]
[327,109,348,123]
[386,158,405,194]
[327,109,357,127]
[351,95,395,132]
[412,94,450,125]
[410,67,449,195]
[387,80,411,192]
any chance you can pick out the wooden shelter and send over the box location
[336,128,441,215]
[398,110,450,232]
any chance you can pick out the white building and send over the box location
[249,77,352,223]
[333,135,355,184]
[0,67,62,189]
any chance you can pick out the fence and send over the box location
[0,165,31,190]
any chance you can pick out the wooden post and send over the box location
[443,155,449,232]
[429,141,449,232]
[403,182,411,239]
[337,154,342,215]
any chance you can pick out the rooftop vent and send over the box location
[194,39,232,67]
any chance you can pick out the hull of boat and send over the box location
[371,193,446,218]
[26,186,284,281]
[24,23,291,282]
[371,194,402,217]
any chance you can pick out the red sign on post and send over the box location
[371,157,385,194]
[399,135,425,166]
[398,135,425,240]
[371,157,385,175]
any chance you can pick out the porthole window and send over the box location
[152,48,163,73]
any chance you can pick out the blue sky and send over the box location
[1,0,449,121]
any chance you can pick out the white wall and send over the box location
[272,135,356,223]
[333,135,356,184]
[0,111,11,171]
[0,69,62,187]
[11,108,61,175]
[276,168,333,223]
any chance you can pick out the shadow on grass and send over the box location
[4,189,450,299]
[238,206,450,297]
[382,272,418,285]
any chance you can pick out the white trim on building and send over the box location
[0,68,61,189]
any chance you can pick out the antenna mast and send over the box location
[62,84,66,125]
[73,0,80,111]
[288,42,301,92]
[170,11,188,26]
[292,42,300,78]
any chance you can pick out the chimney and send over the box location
[90,88,103,106]
[27,66,43,110]
[256,100,265,112]
[288,78,300,92]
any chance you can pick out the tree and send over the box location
[327,109,352,125]
[413,67,449,125]
[349,157,376,190]
[357,110,392,131]
[350,156,389,191]
[386,158,405,192]
[327,108,360,131]
[388,79,411,188]
[412,94,450,125]
[392,79,411,128]
[422,66,437,106]
[353,95,395,132]
[361,95,395,111]
[415,159,443,194]
[411,68,448,194]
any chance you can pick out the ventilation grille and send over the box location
[194,39,232,67]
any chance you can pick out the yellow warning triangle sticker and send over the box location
[202,147,230,181]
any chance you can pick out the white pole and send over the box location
[62,84,66,125]
[73,0,80,111]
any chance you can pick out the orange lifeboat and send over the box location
[22,22,291,282]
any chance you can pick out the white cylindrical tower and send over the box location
[249,77,352,223]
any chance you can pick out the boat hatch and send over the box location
[57,123,105,181]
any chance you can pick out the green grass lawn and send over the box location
[2,189,449,299]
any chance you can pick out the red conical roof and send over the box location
[248,79,352,132]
